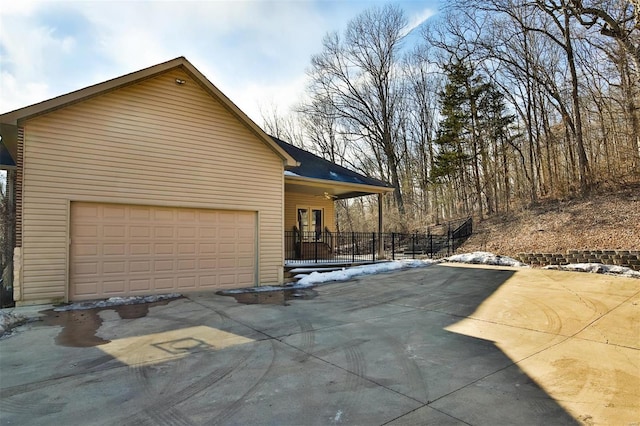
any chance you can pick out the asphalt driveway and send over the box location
[1,263,638,425]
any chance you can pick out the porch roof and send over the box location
[272,136,394,199]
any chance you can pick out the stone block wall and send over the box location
[516,250,640,271]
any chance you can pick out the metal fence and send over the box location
[285,217,473,264]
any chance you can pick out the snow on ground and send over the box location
[0,311,27,337]
[543,263,640,278]
[445,251,529,267]
[53,293,182,312]
[4,253,634,333]
[295,259,439,287]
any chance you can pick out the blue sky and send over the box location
[0,0,440,125]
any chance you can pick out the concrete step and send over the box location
[288,266,345,274]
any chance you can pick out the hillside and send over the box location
[459,183,640,256]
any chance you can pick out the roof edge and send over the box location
[0,56,297,167]
[0,57,186,125]
[285,174,395,194]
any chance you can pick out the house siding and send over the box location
[19,68,284,302]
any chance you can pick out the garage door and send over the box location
[70,202,256,301]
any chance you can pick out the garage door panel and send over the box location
[74,244,98,256]
[178,243,196,255]
[219,274,237,286]
[238,242,254,253]
[178,259,196,271]
[104,205,126,219]
[131,226,150,238]
[178,210,197,221]
[199,276,217,288]
[130,207,151,220]
[238,272,254,283]
[70,203,257,301]
[131,278,153,291]
[198,259,216,270]
[154,243,174,255]
[103,243,126,256]
[238,228,255,239]
[219,228,237,239]
[130,243,151,255]
[218,258,236,268]
[75,225,98,238]
[103,261,126,274]
[237,257,254,268]
[199,243,216,254]
[154,260,174,272]
[153,209,175,221]
[178,276,197,289]
[178,227,197,238]
[74,262,99,276]
[103,280,126,294]
[200,228,217,238]
[154,277,175,290]
[220,243,236,254]
[155,227,174,238]
[130,260,151,273]
[199,211,218,223]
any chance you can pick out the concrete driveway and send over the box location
[1,263,638,425]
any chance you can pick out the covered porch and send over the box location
[284,174,392,263]
[272,136,394,265]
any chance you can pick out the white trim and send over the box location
[285,174,393,194]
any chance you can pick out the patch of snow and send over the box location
[334,410,343,423]
[294,259,439,287]
[445,251,529,267]
[328,170,362,184]
[54,293,181,312]
[543,263,640,278]
[284,170,300,177]
[0,311,27,337]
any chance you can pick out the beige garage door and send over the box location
[70,202,256,301]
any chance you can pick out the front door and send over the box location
[298,207,323,240]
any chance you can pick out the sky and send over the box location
[0,0,440,126]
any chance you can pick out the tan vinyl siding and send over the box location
[284,191,335,232]
[20,69,284,302]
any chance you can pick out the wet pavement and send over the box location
[39,299,175,347]
[0,263,638,425]
[219,288,318,306]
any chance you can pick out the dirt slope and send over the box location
[459,183,640,256]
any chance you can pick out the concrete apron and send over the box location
[0,263,638,425]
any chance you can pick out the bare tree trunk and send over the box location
[562,6,591,192]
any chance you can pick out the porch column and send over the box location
[378,193,383,259]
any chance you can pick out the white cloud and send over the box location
[0,0,440,121]
[0,71,50,112]
[403,7,436,37]
[233,74,310,125]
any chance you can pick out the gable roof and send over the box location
[0,57,297,167]
[0,139,16,168]
[272,136,393,197]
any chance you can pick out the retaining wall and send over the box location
[516,250,640,271]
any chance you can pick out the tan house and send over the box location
[0,57,392,305]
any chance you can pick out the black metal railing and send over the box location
[285,217,473,264]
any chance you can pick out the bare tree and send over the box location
[306,5,408,215]
[564,0,639,75]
